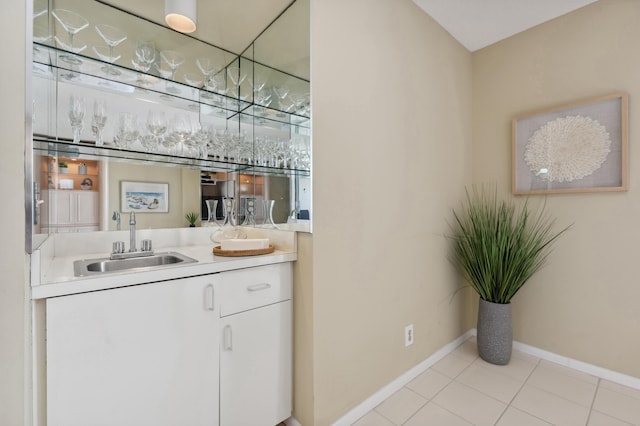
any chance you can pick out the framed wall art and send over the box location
[120,181,169,213]
[512,93,628,195]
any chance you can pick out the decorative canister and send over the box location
[78,163,87,175]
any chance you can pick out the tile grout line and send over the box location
[584,377,600,426]
[492,355,549,425]
[397,386,430,426]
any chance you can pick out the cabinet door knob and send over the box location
[246,283,271,292]
[223,325,232,351]
[204,284,215,311]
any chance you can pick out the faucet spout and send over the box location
[129,211,137,252]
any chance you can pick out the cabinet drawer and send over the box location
[218,263,292,316]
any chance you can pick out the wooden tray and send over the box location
[212,244,275,257]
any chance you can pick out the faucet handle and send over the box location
[112,241,125,254]
[141,239,152,252]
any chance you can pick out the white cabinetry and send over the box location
[45,262,293,426]
[46,274,220,426]
[219,263,293,426]
[42,189,99,232]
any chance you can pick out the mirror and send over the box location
[30,0,310,250]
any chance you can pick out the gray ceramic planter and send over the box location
[477,299,512,365]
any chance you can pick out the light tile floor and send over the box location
[353,338,640,426]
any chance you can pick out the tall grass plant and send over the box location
[451,186,569,304]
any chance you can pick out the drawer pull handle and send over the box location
[223,325,232,351]
[204,284,215,311]
[247,283,272,292]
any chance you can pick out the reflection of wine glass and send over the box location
[52,9,89,64]
[94,24,127,75]
[227,66,247,87]
[146,110,167,142]
[184,73,203,106]
[91,99,107,146]
[197,58,220,99]
[116,112,139,149]
[160,50,185,94]
[68,95,85,144]
[168,113,192,155]
[250,74,268,92]
[133,40,156,71]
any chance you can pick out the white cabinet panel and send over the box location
[75,190,100,225]
[218,262,292,316]
[43,189,99,231]
[46,275,220,426]
[220,300,292,426]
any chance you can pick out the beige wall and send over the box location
[472,0,640,377]
[309,0,472,423]
[0,0,27,424]
[107,163,201,230]
[292,232,314,426]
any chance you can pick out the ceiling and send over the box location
[412,0,599,52]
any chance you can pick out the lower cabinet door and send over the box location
[220,301,292,426]
[46,276,220,426]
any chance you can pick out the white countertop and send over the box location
[31,227,297,299]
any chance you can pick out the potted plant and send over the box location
[450,186,569,365]
[58,161,68,174]
[185,212,199,227]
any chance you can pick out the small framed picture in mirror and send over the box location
[120,181,169,213]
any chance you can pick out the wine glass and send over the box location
[227,66,247,88]
[94,24,127,75]
[168,113,192,155]
[91,99,107,146]
[52,9,89,64]
[197,58,220,98]
[131,40,156,86]
[183,73,203,107]
[214,127,231,160]
[68,95,84,143]
[116,112,139,149]
[146,110,167,142]
[250,74,268,92]
[160,50,185,94]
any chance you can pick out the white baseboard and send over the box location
[512,338,640,391]
[331,330,475,426]
[333,328,640,425]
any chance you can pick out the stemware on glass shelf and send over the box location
[160,50,185,94]
[227,66,247,101]
[197,58,221,98]
[146,110,167,140]
[115,112,139,149]
[93,24,127,75]
[227,66,247,87]
[183,73,203,107]
[91,99,107,146]
[166,113,192,155]
[52,9,89,64]
[68,95,85,144]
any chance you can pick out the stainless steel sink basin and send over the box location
[74,251,198,277]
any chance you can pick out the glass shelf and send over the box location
[33,43,310,128]
[34,138,310,178]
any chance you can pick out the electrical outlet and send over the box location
[405,324,414,347]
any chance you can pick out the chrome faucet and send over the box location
[129,211,137,252]
[287,208,297,223]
